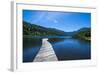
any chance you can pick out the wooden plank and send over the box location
[34,38,58,62]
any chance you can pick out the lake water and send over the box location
[23,36,91,62]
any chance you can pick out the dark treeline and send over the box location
[23,21,91,41]
[23,21,67,36]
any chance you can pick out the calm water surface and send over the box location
[23,36,91,62]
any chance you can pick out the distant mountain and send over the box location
[23,21,91,41]
[73,27,91,41]
[77,27,90,32]
[23,21,67,36]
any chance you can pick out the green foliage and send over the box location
[23,21,66,36]
[73,28,91,41]
[23,21,91,41]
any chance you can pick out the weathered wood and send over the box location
[34,38,58,62]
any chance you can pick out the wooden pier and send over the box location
[34,38,58,62]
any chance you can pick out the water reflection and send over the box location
[23,36,91,62]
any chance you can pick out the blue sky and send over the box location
[23,10,91,32]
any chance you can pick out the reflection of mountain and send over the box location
[23,21,67,36]
[23,21,91,41]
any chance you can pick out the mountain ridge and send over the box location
[23,21,91,41]
[23,21,67,36]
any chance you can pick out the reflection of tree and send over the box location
[48,38,65,44]
[23,37,42,49]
